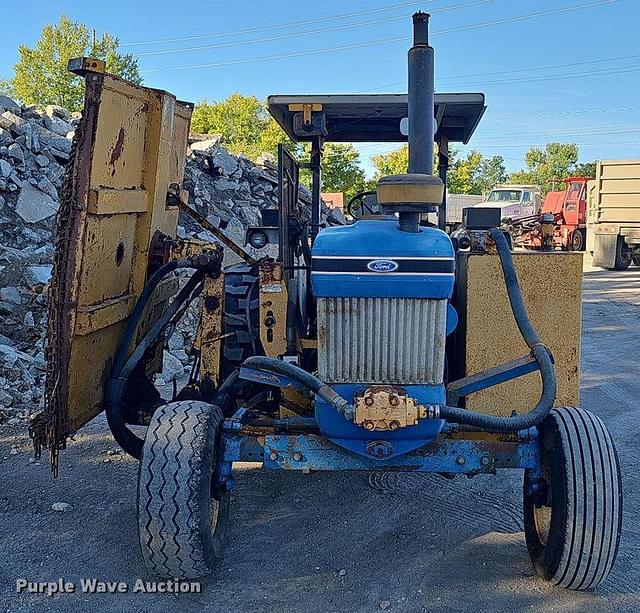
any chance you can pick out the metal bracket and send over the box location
[446,353,554,405]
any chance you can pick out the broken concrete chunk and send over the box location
[0,286,21,304]
[26,264,53,285]
[7,142,24,163]
[0,95,20,113]
[15,182,58,223]
[43,115,74,137]
[0,159,12,178]
[45,104,72,121]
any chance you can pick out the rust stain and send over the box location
[109,127,126,172]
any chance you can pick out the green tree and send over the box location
[10,16,140,110]
[509,143,579,195]
[572,161,597,178]
[371,145,409,177]
[448,150,482,194]
[191,93,293,159]
[476,155,507,193]
[321,143,367,202]
[0,79,16,98]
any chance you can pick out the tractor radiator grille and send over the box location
[317,297,447,384]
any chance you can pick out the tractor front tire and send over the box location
[523,406,622,590]
[137,401,229,579]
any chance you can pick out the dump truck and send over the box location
[587,159,640,269]
[32,14,621,590]
[513,177,590,251]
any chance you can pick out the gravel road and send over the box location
[1,255,639,613]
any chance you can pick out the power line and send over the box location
[468,140,640,148]
[135,0,493,57]
[450,62,640,87]
[438,52,640,82]
[476,126,640,142]
[136,1,491,58]
[142,0,617,73]
[490,106,640,118]
[120,0,433,47]
[367,51,640,92]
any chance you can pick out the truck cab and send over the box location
[474,185,541,221]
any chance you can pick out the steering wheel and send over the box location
[346,190,379,218]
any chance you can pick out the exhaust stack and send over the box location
[408,11,435,176]
[376,13,444,233]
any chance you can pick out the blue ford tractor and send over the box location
[37,13,621,590]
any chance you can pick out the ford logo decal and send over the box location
[367,259,399,273]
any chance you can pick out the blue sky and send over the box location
[1,0,638,176]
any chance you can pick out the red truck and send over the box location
[517,177,590,251]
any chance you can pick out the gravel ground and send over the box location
[1,254,639,613]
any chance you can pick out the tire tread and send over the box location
[137,401,225,579]
[549,406,622,590]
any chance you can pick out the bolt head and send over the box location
[269,451,278,461]
[293,452,303,462]
[456,455,466,465]
[389,420,400,431]
[481,456,491,466]
[364,420,375,431]
[364,397,374,406]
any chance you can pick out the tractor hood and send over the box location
[311,218,455,299]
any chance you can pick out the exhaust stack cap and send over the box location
[412,12,430,46]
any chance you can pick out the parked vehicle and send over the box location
[587,159,640,270]
[516,177,590,251]
[474,184,541,222]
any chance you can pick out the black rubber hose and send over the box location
[106,271,206,458]
[111,259,194,376]
[243,356,354,420]
[439,228,557,432]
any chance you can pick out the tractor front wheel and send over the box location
[523,406,622,590]
[137,401,229,579]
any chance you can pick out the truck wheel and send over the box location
[137,401,229,579]
[221,262,262,379]
[523,406,622,590]
[568,229,584,252]
[613,237,632,270]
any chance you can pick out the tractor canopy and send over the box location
[267,93,486,144]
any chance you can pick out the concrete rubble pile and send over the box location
[0,99,345,425]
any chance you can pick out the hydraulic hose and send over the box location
[111,258,197,376]
[438,228,557,432]
[243,356,354,420]
[106,269,207,458]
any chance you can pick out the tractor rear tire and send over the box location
[137,401,229,579]
[221,262,262,380]
[523,406,622,590]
